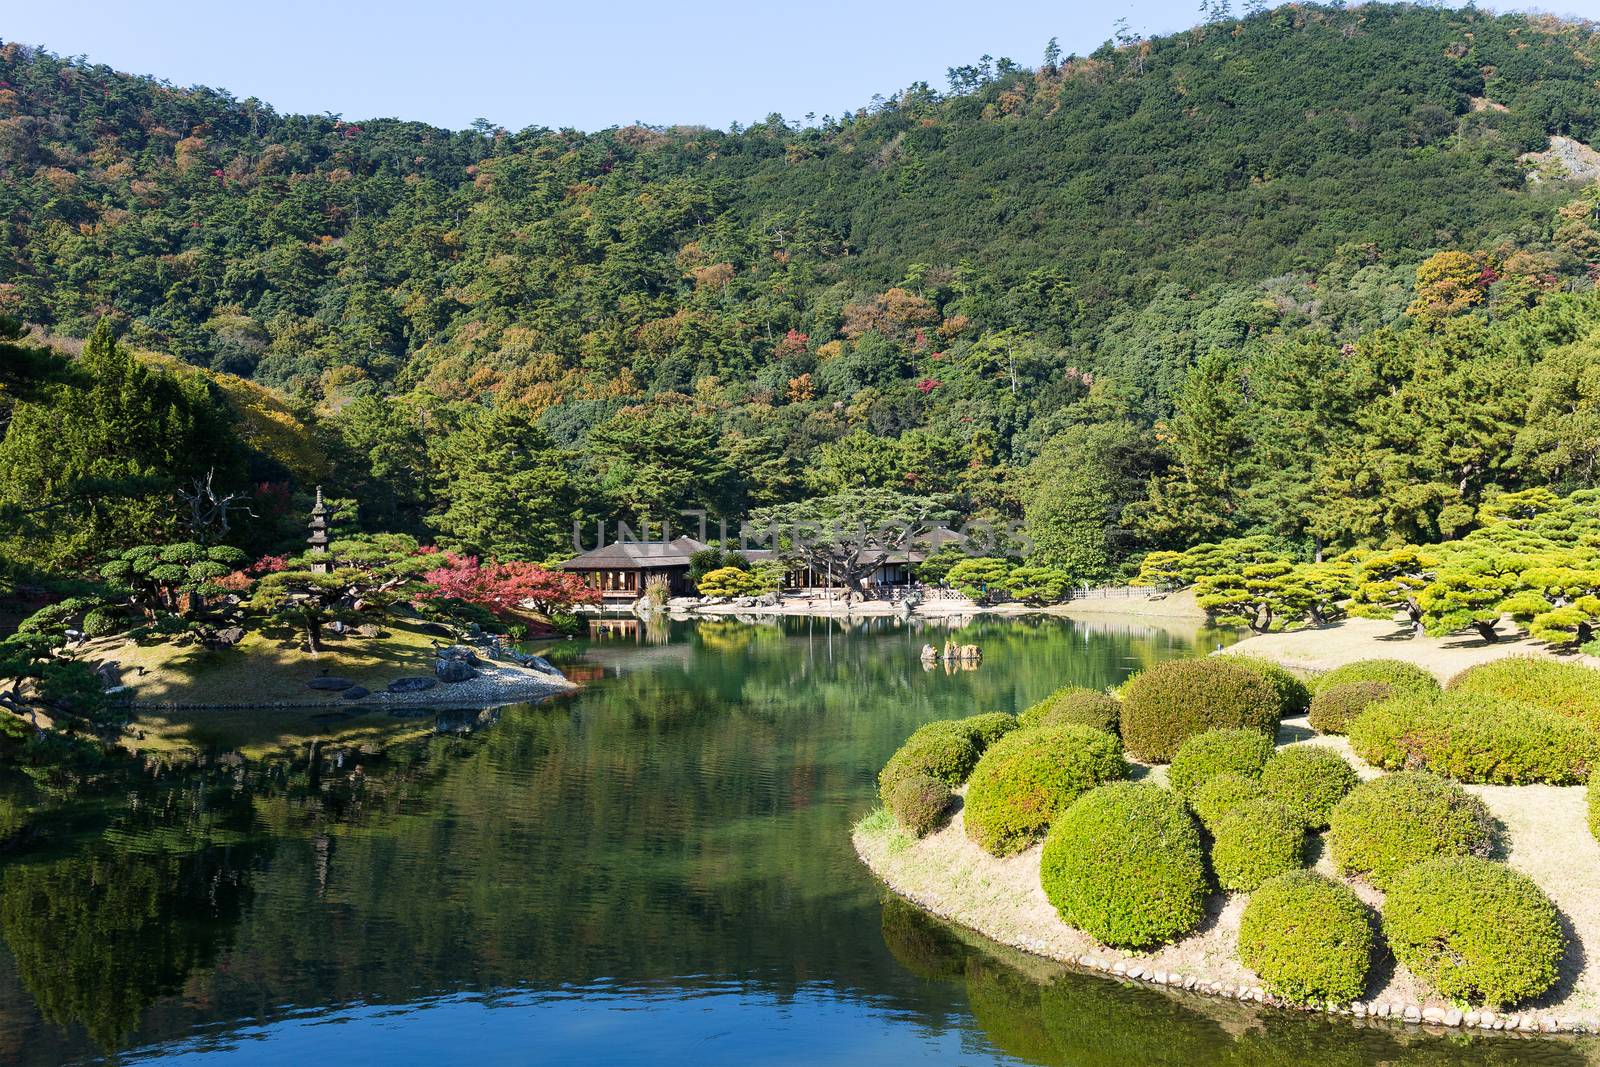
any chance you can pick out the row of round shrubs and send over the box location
[1348,690,1598,785]
[879,713,1021,836]
[1242,770,1564,1008]
[1170,727,1357,832]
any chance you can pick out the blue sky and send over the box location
[8,1,1600,132]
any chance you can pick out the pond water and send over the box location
[0,615,1590,1066]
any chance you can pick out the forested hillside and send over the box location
[4,2,1600,584]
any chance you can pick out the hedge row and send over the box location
[1348,692,1598,786]
[1018,687,1121,736]
[964,723,1128,856]
[1449,657,1600,731]
[1120,659,1281,763]
[1040,783,1209,949]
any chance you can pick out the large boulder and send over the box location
[416,621,454,638]
[438,645,481,666]
[435,658,476,683]
[387,676,438,694]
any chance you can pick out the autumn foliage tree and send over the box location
[420,554,601,616]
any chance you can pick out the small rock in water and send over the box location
[1422,1006,1445,1025]
[1443,1009,1463,1028]
[1403,1006,1421,1023]
[342,686,370,700]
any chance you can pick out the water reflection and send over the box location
[0,615,1590,1065]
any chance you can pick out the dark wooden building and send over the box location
[560,536,708,601]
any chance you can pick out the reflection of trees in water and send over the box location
[889,900,1588,1067]
[0,839,260,1051]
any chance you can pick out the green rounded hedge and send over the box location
[1328,771,1496,889]
[1314,659,1440,699]
[1348,691,1599,786]
[1119,658,1281,764]
[878,721,981,805]
[1228,656,1312,717]
[887,772,954,837]
[1212,797,1306,891]
[81,606,127,639]
[1383,857,1565,1009]
[964,724,1128,856]
[960,712,1020,748]
[1260,745,1359,829]
[1307,681,1393,735]
[1591,769,1600,845]
[1448,657,1600,731]
[1018,687,1121,736]
[1167,728,1276,799]
[1237,871,1373,1005]
[1190,772,1266,834]
[1039,782,1209,948]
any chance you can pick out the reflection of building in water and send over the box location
[585,615,671,644]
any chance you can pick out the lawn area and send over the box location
[91,619,445,706]
[81,620,460,759]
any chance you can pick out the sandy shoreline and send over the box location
[856,612,1600,1037]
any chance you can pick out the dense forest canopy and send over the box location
[4,2,1600,587]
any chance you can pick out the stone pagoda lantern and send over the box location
[308,486,332,574]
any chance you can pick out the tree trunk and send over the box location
[1577,621,1594,646]
[305,617,322,655]
[1472,620,1499,644]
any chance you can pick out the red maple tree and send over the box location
[422,554,601,616]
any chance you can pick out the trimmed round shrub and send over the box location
[1308,681,1393,735]
[1238,871,1374,1005]
[964,724,1128,856]
[887,773,954,837]
[1260,745,1359,829]
[1314,659,1440,698]
[1190,772,1265,833]
[959,712,1019,748]
[1040,782,1209,948]
[1018,687,1120,736]
[80,606,127,639]
[1383,857,1564,1009]
[1119,658,1281,764]
[1328,771,1495,889]
[1167,728,1276,799]
[879,721,980,805]
[1227,655,1312,717]
[1448,657,1600,731]
[1212,797,1306,891]
[1348,691,1598,786]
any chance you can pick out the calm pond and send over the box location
[0,615,1590,1065]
